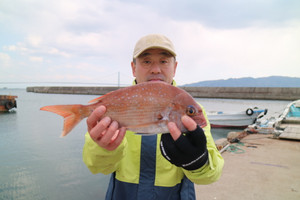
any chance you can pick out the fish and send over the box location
[40,82,207,137]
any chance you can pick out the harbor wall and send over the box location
[26,86,300,100]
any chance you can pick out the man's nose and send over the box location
[150,62,161,73]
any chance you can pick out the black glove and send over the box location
[160,125,208,170]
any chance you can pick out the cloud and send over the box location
[129,0,300,28]
[47,48,71,58]
[0,52,11,68]
[0,0,300,85]
[29,56,43,62]
[26,35,42,47]
[172,20,300,83]
[3,43,30,54]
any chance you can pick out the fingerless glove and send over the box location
[160,126,208,170]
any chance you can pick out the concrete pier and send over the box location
[26,86,300,100]
[26,86,118,95]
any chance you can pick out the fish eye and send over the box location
[186,105,197,116]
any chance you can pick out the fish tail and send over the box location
[40,104,90,137]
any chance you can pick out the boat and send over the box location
[275,99,300,126]
[247,99,300,139]
[207,107,267,128]
[273,99,300,140]
[0,95,18,112]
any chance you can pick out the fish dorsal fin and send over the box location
[88,96,103,104]
[88,91,115,104]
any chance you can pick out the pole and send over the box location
[118,71,120,87]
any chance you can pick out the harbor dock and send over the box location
[26,86,300,100]
[279,124,300,140]
[278,120,300,140]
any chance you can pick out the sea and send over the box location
[0,88,291,200]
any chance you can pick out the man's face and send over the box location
[131,48,177,84]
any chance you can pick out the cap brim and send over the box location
[133,46,176,59]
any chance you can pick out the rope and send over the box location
[225,142,245,154]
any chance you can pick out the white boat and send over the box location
[207,107,268,128]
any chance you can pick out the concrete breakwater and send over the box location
[26,86,300,100]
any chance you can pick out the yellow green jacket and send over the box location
[83,103,224,200]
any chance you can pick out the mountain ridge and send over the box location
[181,76,300,87]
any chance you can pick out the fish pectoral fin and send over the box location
[126,120,167,128]
[126,120,168,133]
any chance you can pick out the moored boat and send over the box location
[275,99,300,126]
[0,95,18,112]
[247,99,300,140]
[207,107,267,128]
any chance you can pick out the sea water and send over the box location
[0,89,290,200]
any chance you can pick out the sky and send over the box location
[1,0,300,86]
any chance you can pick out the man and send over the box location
[83,34,224,200]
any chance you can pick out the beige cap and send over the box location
[133,34,176,59]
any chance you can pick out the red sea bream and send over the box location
[40,82,207,137]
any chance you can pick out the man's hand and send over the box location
[87,106,126,151]
[160,115,208,170]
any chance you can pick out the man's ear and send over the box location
[173,61,178,77]
[131,61,136,77]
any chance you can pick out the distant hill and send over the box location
[182,76,300,87]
